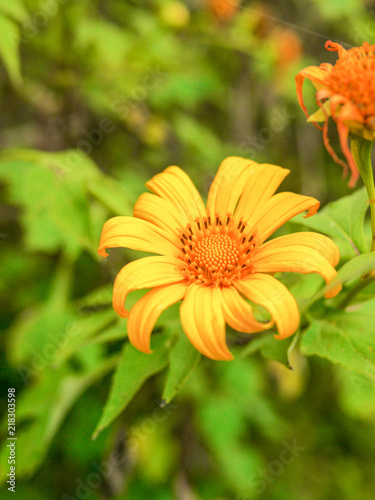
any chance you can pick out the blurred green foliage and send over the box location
[1,1,375,499]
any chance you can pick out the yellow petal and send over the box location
[146,166,206,224]
[235,273,300,340]
[128,283,188,353]
[133,192,185,234]
[180,284,233,360]
[248,192,320,243]
[113,256,185,318]
[258,232,340,267]
[98,216,180,258]
[308,106,330,123]
[234,163,290,222]
[254,241,342,298]
[206,156,259,216]
[220,286,273,333]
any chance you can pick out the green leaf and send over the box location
[326,252,375,294]
[0,159,95,254]
[0,357,117,483]
[7,306,78,367]
[0,15,22,86]
[93,334,171,438]
[260,335,294,368]
[218,360,287,440]
[88,321,127,345]
[301,298,375,378]
[7,252,77,366]
[151,73,223,109]
[173,112,224,164]
[236,334,272,359]
[198,394,262,497]
[237,332,293,368]
[0,1,29,23]
[291,187,369,259]
[313,0,363,20]
[87,174,133,216]
[52,309,117,367]
[161,332,201,404]
[336,365,375,421]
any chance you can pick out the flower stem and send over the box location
[338,273,375,309]
[351,137,375,252]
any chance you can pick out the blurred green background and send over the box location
[1,1,375,499]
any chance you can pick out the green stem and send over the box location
[338,274,375,309]
[351,138,375,252]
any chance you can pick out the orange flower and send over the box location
[206,0,239,22]
[98,157,341,360]
[296,41,375,187]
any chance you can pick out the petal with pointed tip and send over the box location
[206,156,258,216]
[146,166,206,224]
[254,234,342,298]
[248,192,320,243]
[133,192,185,235]
[98,216,180,258]
[235,273,300,340]
[128,282,188,353]
[180,284,233,360]
[234,164,290,221]
[113,256,185,318]
[221,286,273,333]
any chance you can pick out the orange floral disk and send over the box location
[98,157,341,360]
[296,41,375,187]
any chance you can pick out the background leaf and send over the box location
[93,334,171,438]
[0,357,117,483]
[0,1,29,23]
[0,15,22,86]
[161,330,201,404]
[291,187,370,260]
[301,298,375,378]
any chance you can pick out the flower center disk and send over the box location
[195,234,239,273]
[178,213,257,286]
[324,42,375,127]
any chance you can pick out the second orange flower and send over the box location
[296,41,375,187]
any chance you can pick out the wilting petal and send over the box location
[133,192,185,234]
[254,234,342,298]
[248,192,320,243]
[206,156,258,216]
[317,93,362,187]
[113,256,185,318]
[234,164,290,221]
[296,41,375,187]
[320,105,349,179]
[180,284,233,360]
[220,286,273,333]
[325,40,347,57]
[235,273,300,340]
[146,166,206,224]
[98,216,180,258]
[127,283,188,353]
[336,115,360,188]
[295,65,332,119]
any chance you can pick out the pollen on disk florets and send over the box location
[324,42,375,128]
[177,212,258,286]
